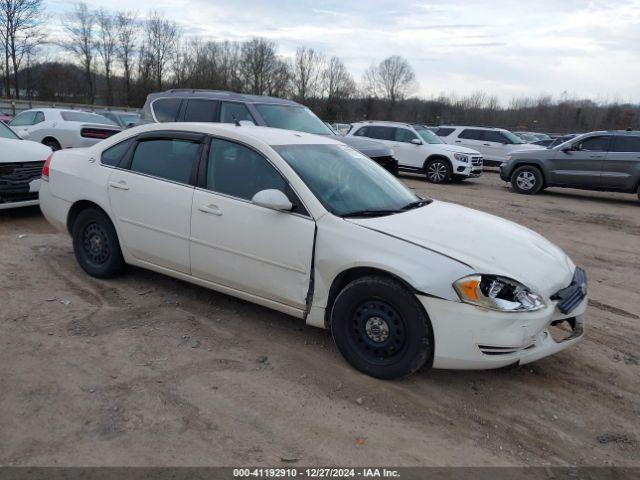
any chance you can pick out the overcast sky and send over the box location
[47,0,640,103]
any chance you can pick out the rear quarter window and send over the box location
[152,98,182,122]
[435,127,455,137]
[101,138,134,167]
[612,135,640,153]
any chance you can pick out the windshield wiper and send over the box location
[401,198,432,211]
[341,209,402,218]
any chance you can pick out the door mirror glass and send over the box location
[410,138,422,145]
[252,189,293,211]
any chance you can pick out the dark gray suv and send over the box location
[139,90,398,173]
[500,131,640,201]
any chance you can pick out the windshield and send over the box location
[414,125,445,144]
[503,131,525,144]
[0,121,19,140]
[255,104,334,136]
[274,144,420,217]
[60,111,117,125]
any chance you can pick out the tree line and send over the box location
[1,1,638,132]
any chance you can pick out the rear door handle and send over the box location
[198,204,222,216]
[483,143,491,146]
[109,180,129,190]
[455,140,462,143]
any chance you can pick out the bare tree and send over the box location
[366,55,416,105]
[323,56,355,101]
[143,10,178,90]
[292,46,323,102]
[95,9,116,104]
[240,37,280,95]
[0,0,44,98]
[115,10,137,105]
[60,2,95,103]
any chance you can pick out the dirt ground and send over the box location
[1,170,639,467]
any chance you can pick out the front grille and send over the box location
[0,161,44,203]
[552,267,587,314]
[471,156,483,166]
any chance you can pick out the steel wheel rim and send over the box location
[82,222,110,265]
[516,171,536,190]
[348,299,406,364]
[428,162,447,182]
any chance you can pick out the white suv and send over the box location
[348,121,482,183]
[435,125,544,167]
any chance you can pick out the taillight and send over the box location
[42,153,54,180]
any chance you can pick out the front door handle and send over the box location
[455,140,461,143]
[109,180,129,190]
[198,204,222,216]
[483,143,491,146]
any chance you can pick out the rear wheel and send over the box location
[330,275,433,379]
[42,138,61,151]
[72,208,125,278]
[425,159,451,184]
[511,165,543,194]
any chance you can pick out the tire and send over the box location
[72,208,125,278]
[425,158,451,184]
[42,138,61,151]
[511,165,543,194]
[330,275,433,379]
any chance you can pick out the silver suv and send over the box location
[139,90,398,173]
[500,131,640,201]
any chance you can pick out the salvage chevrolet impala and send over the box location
[39,123,587,379]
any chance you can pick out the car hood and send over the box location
[511,143,545,152]
[0,138,52,163]
[431,143,480,155]
[346,200,574,297]
[337,135,393,157]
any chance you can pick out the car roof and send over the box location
[125,122,341,147]
[351,120,415,128]
[147,89,302,107]
[437,125,504,130]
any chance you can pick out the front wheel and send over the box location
[425,159,451,184]
[511,165,544,194]
[72,208,125,278]
[330,276,433,379]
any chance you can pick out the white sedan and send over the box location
[39,123,587,378]
[9,108,121,151]
[0,121,52,209]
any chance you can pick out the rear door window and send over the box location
[483,131,507,143]
[183,99,218,122]
[367,126,394,140]
[611,135,640,152]
[130,138,200,184]
[220,102,255,124]
[458,129,482,140]
[152,98,182,122]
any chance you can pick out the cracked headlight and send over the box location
[453,153,469,163]
[453,275,545,312]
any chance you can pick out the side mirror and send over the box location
[252,189,293,211]
[125,122,137,129]
[410,138,422,145]
[561,146,574,153]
